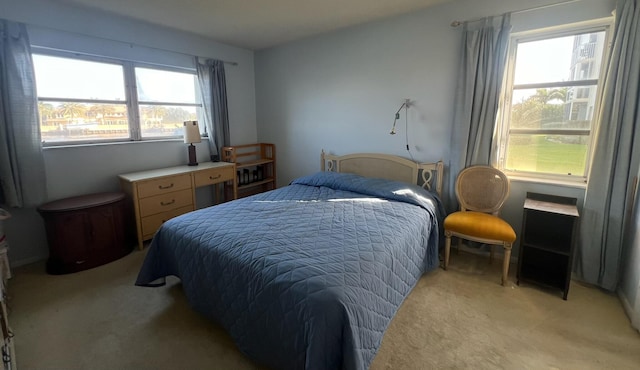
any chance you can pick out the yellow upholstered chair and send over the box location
[443,165,516,285]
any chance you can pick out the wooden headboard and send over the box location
[321,151,444,197]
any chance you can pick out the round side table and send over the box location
[38,192,133,274]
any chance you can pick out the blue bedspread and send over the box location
[136,171,444,370]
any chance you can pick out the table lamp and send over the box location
[183,120,201,166]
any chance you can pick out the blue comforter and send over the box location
[136,171,444,370]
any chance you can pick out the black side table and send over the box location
[517,192,580,300]
[38,192,133,274]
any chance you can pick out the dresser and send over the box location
[0,209,15,370]
[0,258,14,370]
[119,162,237,249]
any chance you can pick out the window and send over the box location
[495,21,610,182]
[32,51,200,145]
[135,67,199,138]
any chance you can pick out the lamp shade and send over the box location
[183,121,202,144]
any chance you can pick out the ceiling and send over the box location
[57,0,455,50]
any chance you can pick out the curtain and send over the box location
[446,15,511,213]
[196,59,230,161]
[576,0,640,291]
[0,20,46,208]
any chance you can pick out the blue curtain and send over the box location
[447,15,511,213]
[577,0,640,291]
[0,20,46,208]
[196,59,230,161]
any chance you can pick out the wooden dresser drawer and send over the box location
[141,205,194,238]
[194,166,235,187]
[137,174,192,199]
[139,188,193,217]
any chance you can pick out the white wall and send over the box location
[254,0,614,253]
[1,0,258,265]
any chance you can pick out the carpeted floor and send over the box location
[8,249,640,369]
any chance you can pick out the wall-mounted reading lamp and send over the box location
[389,99,414,160]
[389,98,411,135]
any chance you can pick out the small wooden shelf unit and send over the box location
[222,143,276,198]
[517,192,580,300]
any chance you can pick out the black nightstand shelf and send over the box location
[517,192,580,300]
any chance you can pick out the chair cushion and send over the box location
[444,211,516,242]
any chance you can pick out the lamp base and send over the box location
[187,144,198,166]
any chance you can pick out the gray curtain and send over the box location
[577,0,640,291]
[0,20,46,208]
[196,59,230,161]
[446,15,511,212]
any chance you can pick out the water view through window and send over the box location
[33,54,199,143]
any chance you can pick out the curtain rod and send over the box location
[450,0,582,27]
[31,45,197,72]
[25,22,239,66]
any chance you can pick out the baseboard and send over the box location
[617,288,640,332]
[11,254,47,268]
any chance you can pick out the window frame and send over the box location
[32,48,201,146]
[494,18,613,184]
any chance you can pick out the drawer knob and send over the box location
[160,199,176,206]
[209,174,222,180]
[75,260,86,264]
[158,183,174,190]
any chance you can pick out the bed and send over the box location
[136,152,445,370]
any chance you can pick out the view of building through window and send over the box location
[498,27,608,179]
[33,54,199,144]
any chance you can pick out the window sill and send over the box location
[507,174,587,189]
[43,137,208,150]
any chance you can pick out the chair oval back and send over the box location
[455,166,510,215]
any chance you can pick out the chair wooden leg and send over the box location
[456,237,461,254]
[444,231,452,270]
[502,243,512,286]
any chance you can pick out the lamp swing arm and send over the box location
[394,102,407,117]
[389,99,410,135]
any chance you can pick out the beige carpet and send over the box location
[8,249,640,370]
